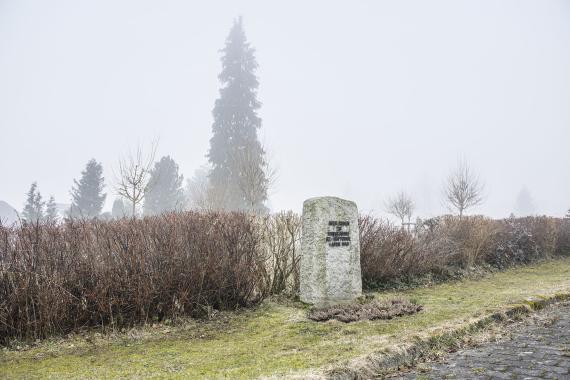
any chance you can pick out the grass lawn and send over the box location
[2,258,570,379]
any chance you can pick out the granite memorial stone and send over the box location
[300,196,362,306]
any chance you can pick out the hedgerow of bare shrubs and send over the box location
[488,218,540,268]
[0,211,305,345]
[517,216,559,258]
[360,214,570,288]
[0,212,271,344]
[418,215,498,268]
[358,215,499,288]
[359,216,426,287]
[1,210,569,344]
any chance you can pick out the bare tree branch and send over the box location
[232,146,276,213]
[385,191,415,228]
[115,141,158,217]
[185,165,229,212]
[443,159,484,219]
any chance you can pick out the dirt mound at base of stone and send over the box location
[308,298,422,323]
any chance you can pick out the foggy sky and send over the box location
[1,0,569,218]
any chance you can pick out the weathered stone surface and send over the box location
[300,196,362,306]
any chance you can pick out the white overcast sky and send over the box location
[1,0,569,218]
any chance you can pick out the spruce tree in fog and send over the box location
[45,196,58,222]
[143,156,185,216]
[111,198,127,219]
[22,182,44,222]
[70,159,106,218]
[207,17,268,211]
[514,186,535,216]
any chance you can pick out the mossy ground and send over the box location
[2,258,570,379]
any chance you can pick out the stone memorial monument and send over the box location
[300,196,362,306]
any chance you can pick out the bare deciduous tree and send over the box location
[116,142,157,217]
[444,160,484,219]
[185,165,228,212]
[385,191,415,228]
[233,147,277,213]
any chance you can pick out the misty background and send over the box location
[1,0,569,219]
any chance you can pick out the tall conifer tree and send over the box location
[111,198,127,219]
[514,186,535,216]
[70,159,106,218]
[22,182,44,222]
[45,196,58,222]
[207,17,267,211]
[143,156,185,216]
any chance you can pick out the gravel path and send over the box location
[397,302,570,379]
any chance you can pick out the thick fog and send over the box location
[1,0,569,219]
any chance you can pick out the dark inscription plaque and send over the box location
[326,221,351,247]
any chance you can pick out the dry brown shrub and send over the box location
[556,217,570,256]
[308,298,422,323]
[489,216,568,268]
[0,212,267,344]
[360,214,570,288]
[359,216,420,287]
[425,215,497,268]
[516,216,559,257]
[258,211,301,296]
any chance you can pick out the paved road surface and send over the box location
[398,302,570,379]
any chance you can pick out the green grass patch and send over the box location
[2,258,570,379]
